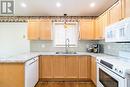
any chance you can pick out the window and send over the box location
[53,22,79,47]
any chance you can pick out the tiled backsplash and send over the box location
[30,40,97,52]
[30,40,130,56]
[99,40,130,56]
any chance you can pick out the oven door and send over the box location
[97,63,126,87]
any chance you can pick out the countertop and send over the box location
[0,52,39,63]
[0,52,107,63]
[0,51,130,75]
[0,51,128,63]
[0,52,129,66]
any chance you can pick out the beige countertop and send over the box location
[1,51,130,74]
[0,52,117,63]
[0,52,39,63]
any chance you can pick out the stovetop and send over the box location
[97,51,130,78]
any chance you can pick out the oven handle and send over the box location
[97,63,125,79]
[97,62,113,72]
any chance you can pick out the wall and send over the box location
[30,40,97,52]
[31,39,130,56]
[99,40,130,56]
[0,23,30,58]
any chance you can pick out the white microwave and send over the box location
[105,18,130,42]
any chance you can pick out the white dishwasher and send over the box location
[25,57,39,87]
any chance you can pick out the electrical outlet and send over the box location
[23,35,26,39]
[107,45,111,49]
[86,44,89,48]
[41,44,45,48]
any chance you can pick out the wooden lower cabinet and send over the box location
[65,82,78,87]
[0,63,24,87]
[78,82,95,87]
[0,58,39,87]
[40,56,53,78]
[36,82,95,87]
[79,56,91,79]
[65,56,79,78]
[40,55,91,80]
[53,56,66,78]
[91,57,97,86]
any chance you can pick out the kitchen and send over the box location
[0,0,130,87]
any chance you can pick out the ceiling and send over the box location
[5,0,118,16]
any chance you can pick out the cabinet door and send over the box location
[102,12,108,39]
[125,0,130,18]
[0,64,24,87]
[80,19,94,40]
[39,19,51,40]
[109,1,122,25]
[95,18,103,40]
[65,56,79,78]
[28,20,40,40]
[91,57,97,86]
[95,12,108,40]
[40,56,53,78]
[79,56,91,79]
[53,56,66,78]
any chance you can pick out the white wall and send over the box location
[0,23,30,58]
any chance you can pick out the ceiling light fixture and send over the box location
[56,2,61,8]
[21,3,27,8]
[90,3,95,7]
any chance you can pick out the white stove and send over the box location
[97,51,130,87]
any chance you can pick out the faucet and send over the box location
[65,38,70,53]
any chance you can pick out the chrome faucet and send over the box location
[65,38,70,53]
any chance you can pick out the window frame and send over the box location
[52,22,79,47]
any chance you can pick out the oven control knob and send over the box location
[119,70,123,74]
[115,68,118,71]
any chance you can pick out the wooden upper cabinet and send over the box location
[39,19,52,40]
[109,1,122,25]
[95,12,108,40]
[28,20,40,40]
[78,56,91,79]
[124,0,130,18]
[95,17,102,40]
[65,56,79,78]
[91,57,97,86]
[53,56,66,78]
[28,19,52,40]
[102,12,108,35]
[79,19,94,40]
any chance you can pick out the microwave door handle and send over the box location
[119,28,123,37]
[123,24,128,36]
[122,28,125,37]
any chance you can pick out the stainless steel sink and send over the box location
[55,52,77,54]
